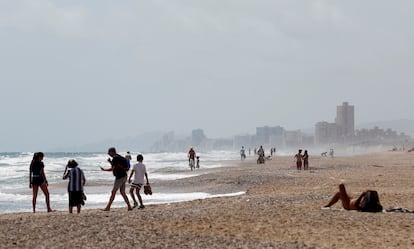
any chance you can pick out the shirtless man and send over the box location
[294,149,303,170]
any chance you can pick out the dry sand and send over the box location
[1,151,414,249]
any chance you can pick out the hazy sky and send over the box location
[1,1,413,151]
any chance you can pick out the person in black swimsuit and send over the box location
[29,152,52,213]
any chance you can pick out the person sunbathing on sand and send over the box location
[323,184,383,212]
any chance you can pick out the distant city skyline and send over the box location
[127,101,412,152]
[31,117,414,153]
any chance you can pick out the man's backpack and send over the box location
[358,190,383,212]
[125,157,131,171]
[113,154,130,171]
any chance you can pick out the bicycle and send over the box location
[189,158,195,171]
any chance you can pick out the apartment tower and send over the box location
[335,102,355,141]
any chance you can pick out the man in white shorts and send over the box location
[128,154,149,209]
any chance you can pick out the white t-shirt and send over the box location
[132,162,147,185]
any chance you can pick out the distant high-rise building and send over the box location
[256,126,284,145]
[315,121,338,144]
[191,129,206,147]
[335,102,355,141]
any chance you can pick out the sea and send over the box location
[0,151,244,214]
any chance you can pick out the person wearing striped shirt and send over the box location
[63,159,86,214]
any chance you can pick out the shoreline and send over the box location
[0,158,243,214]
[1,151,414,248]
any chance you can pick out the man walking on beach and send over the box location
[100,147,133,211]
[240,146,246,160]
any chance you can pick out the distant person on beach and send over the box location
[125,151,132,162]
[329,148,334,158]
[257,146,264,157]
[294,149,303,170]
[29,152,53,213]
[188,147,196,164]
[196,156,200,168]
[303,150,309,170]
[323,184,383,212]
[257,145,265,164]
[240,146,246,160]
[188,147,196,160]
[100,147,133,211]
[128,154,149,209]
[63,159,86,214]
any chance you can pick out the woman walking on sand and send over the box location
[29,152,52,213]
[303,150,309,170]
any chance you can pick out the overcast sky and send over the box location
[1,1,413,151]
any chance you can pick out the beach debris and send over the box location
[370,165,384,168]
[385,207,414,213]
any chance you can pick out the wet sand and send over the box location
[1,151,414,248]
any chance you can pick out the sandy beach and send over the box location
[1,151,414,249]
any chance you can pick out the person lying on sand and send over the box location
[323,183,383,212]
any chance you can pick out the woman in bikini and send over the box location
[302,150,309,170]
[324,183,383,212]
[29,152,52,213]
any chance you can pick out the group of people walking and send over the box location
[29,147,150,214]
[294,149,309,170]
[238,146,309,169]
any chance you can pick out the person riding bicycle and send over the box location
[188,147,196,169]
[188,147,196,162]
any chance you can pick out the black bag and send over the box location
[81,192,87,206]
